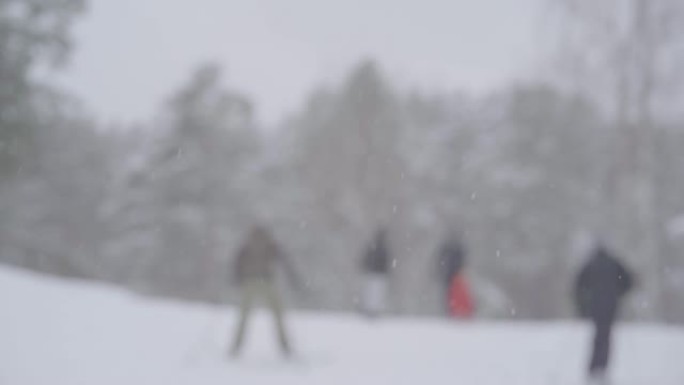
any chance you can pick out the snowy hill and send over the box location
[1,265,682,385]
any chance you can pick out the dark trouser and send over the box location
[230,279,291,357]
[589,316,614,374]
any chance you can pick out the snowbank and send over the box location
[1,265,682,385]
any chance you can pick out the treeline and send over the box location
[1,0,683,322]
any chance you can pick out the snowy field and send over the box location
[1,265,683,385]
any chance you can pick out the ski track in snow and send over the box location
[1,265,683,385]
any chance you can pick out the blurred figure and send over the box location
[437,237,474,318]
[229,225,299,358]
[360,229,391,317]
[574,244,634,384]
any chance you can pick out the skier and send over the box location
[574,244,634,384]
[437,237,474,318]
[229,225,300,358]
[359,229,391,317]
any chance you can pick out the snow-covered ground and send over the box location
[1,265,682,385]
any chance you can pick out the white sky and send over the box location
[56,0,542,126]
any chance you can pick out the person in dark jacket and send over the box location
[574,244,634,383]
[229,225,299,358]
[437,241,464,298]
[360,229,390,317]
[437,238,473,318]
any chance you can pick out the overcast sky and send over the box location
[56,0,543,126]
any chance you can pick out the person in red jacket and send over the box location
[449,272,474,318]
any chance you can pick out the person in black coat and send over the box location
[362,230,390,274]
[360,229,390,316]
[574,244,634,382]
